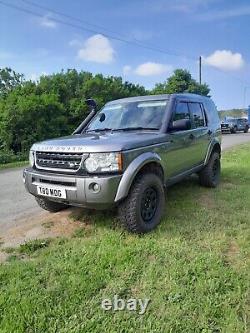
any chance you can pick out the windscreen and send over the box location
[85,100,168,132]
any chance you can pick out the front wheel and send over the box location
[244,126,249,133]
[118,173,165,233]
[230,126,237,134]
[35,197,68,212]
[199,152,221,188]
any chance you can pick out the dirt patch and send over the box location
[0,207,92,260]
[198,192,216,209]
[224,240,240,266]
[0,251,9,264]
[220,182,236,190]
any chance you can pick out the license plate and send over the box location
[37,185,66,199]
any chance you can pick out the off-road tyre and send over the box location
[199,152,221,188]
[244,126,249,133]
[230,126,237,134]
[118,173,165,233]
[35,197,67,212]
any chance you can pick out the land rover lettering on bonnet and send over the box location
[23,94,221,233]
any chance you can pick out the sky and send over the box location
[1,0,250,110]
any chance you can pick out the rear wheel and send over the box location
[35,197,67,212]
[118,173,165,233]
[244,126,249,133]
[199,152,221,188]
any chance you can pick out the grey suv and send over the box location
[23,93,222,233]
[221,118,249,134]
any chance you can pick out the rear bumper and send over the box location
[23,168,122,209]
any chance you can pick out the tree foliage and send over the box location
[0,67,24,97]
[0,67,210,158]
[152,69,210,96]
[0,68,147,154]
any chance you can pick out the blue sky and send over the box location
[1,0,250,110]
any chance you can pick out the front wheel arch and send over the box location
[114,153,164,202]
[118,172,165,233]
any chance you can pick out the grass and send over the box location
[0,145,250,332]
[0,160,28,170]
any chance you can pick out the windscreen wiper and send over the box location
[112,127,159,131]
[85,128,113,133]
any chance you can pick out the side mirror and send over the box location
[85,98,97,111]
[99,112,106,122]
[169,119,191,132]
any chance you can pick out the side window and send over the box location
[189,103,206,128]
[173,102,190,121]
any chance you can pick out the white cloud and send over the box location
[39,14,57,29]
[203,50,245,71]
[123,65,132,75]
[77,34,114,64]
[134,62,172,76]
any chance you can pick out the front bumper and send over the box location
[221,126,231,133]
[23,168,122,209]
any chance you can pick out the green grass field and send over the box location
[0,145,249,333]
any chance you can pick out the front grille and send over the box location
[35,151,87,172]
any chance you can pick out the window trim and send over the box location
[188,102,207,129]
[171,100,191,123]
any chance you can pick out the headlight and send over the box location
[29,150,35,167]
[84,153,123,173]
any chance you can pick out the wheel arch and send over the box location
[204,140,221,165]
[114,152,164,202]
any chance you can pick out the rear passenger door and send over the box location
[188,102,209,164]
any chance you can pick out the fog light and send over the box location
[89,182,101,193]
[93,183,100,192]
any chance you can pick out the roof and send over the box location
[106,93,210,105]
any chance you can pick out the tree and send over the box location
[0,67,24,97]
[0,90,67,153]
[0,69,147,154]
[37,70,147,131]
[0,67,211,157]
[152,69,210,96]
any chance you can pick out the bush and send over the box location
[0,149,27,164]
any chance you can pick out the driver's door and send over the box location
[165,100,198,178]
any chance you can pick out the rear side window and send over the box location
[189,102,206,128]
[173,102,190,121]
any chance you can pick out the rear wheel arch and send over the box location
[205,141,221,165]
[211,142,221,156]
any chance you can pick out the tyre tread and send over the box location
[199,152,220,188]
[118,173,164,233]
